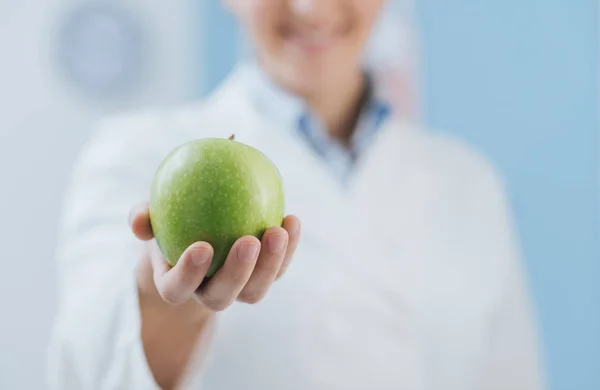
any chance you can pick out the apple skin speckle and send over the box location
[149,137,285,278]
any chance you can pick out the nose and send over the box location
[289,0,338,26]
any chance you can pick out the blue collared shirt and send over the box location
[244,61,392,185]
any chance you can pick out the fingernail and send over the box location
[269,233,287,253]
[238,241,260,261]
[191,248,211,267]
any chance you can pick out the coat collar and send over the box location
[237,61,393,178]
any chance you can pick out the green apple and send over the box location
[149,135,285,278]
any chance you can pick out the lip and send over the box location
[282,28,343,54]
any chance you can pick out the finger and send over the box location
[148,241,171,277]
[129,201,154,241]
[276,215,301,279]
[237,227,288,304]
[152,242,213,305]
[197,236,260,311]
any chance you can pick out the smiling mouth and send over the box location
[280,26,347,53]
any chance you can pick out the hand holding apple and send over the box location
[130,135,301,311]
[130,204,300,310]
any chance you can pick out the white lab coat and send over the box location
[47,64,546,390]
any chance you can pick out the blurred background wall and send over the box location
[0,1,598,390]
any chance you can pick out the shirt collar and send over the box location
[240,60,393,185]
[242,59,392,141]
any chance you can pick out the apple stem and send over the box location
[228,134,235,141]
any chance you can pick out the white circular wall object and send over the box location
[55,2,145,100]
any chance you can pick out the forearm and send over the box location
[136,254,216,390]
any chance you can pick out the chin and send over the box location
[281,66,341,96]
[286,77,325,98]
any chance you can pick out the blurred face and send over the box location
[227,0,387,97]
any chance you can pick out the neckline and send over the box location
[195,64,417,195]
[240,60,393,137]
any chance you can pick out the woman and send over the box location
[47,1,545,389]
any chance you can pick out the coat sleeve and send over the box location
[46,116,164,390]
[471,166,547,390]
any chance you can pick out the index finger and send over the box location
[129,201,154,241]
[149,240,214,305]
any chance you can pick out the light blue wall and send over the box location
[199,1,239,96]
[199,1,600,389]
